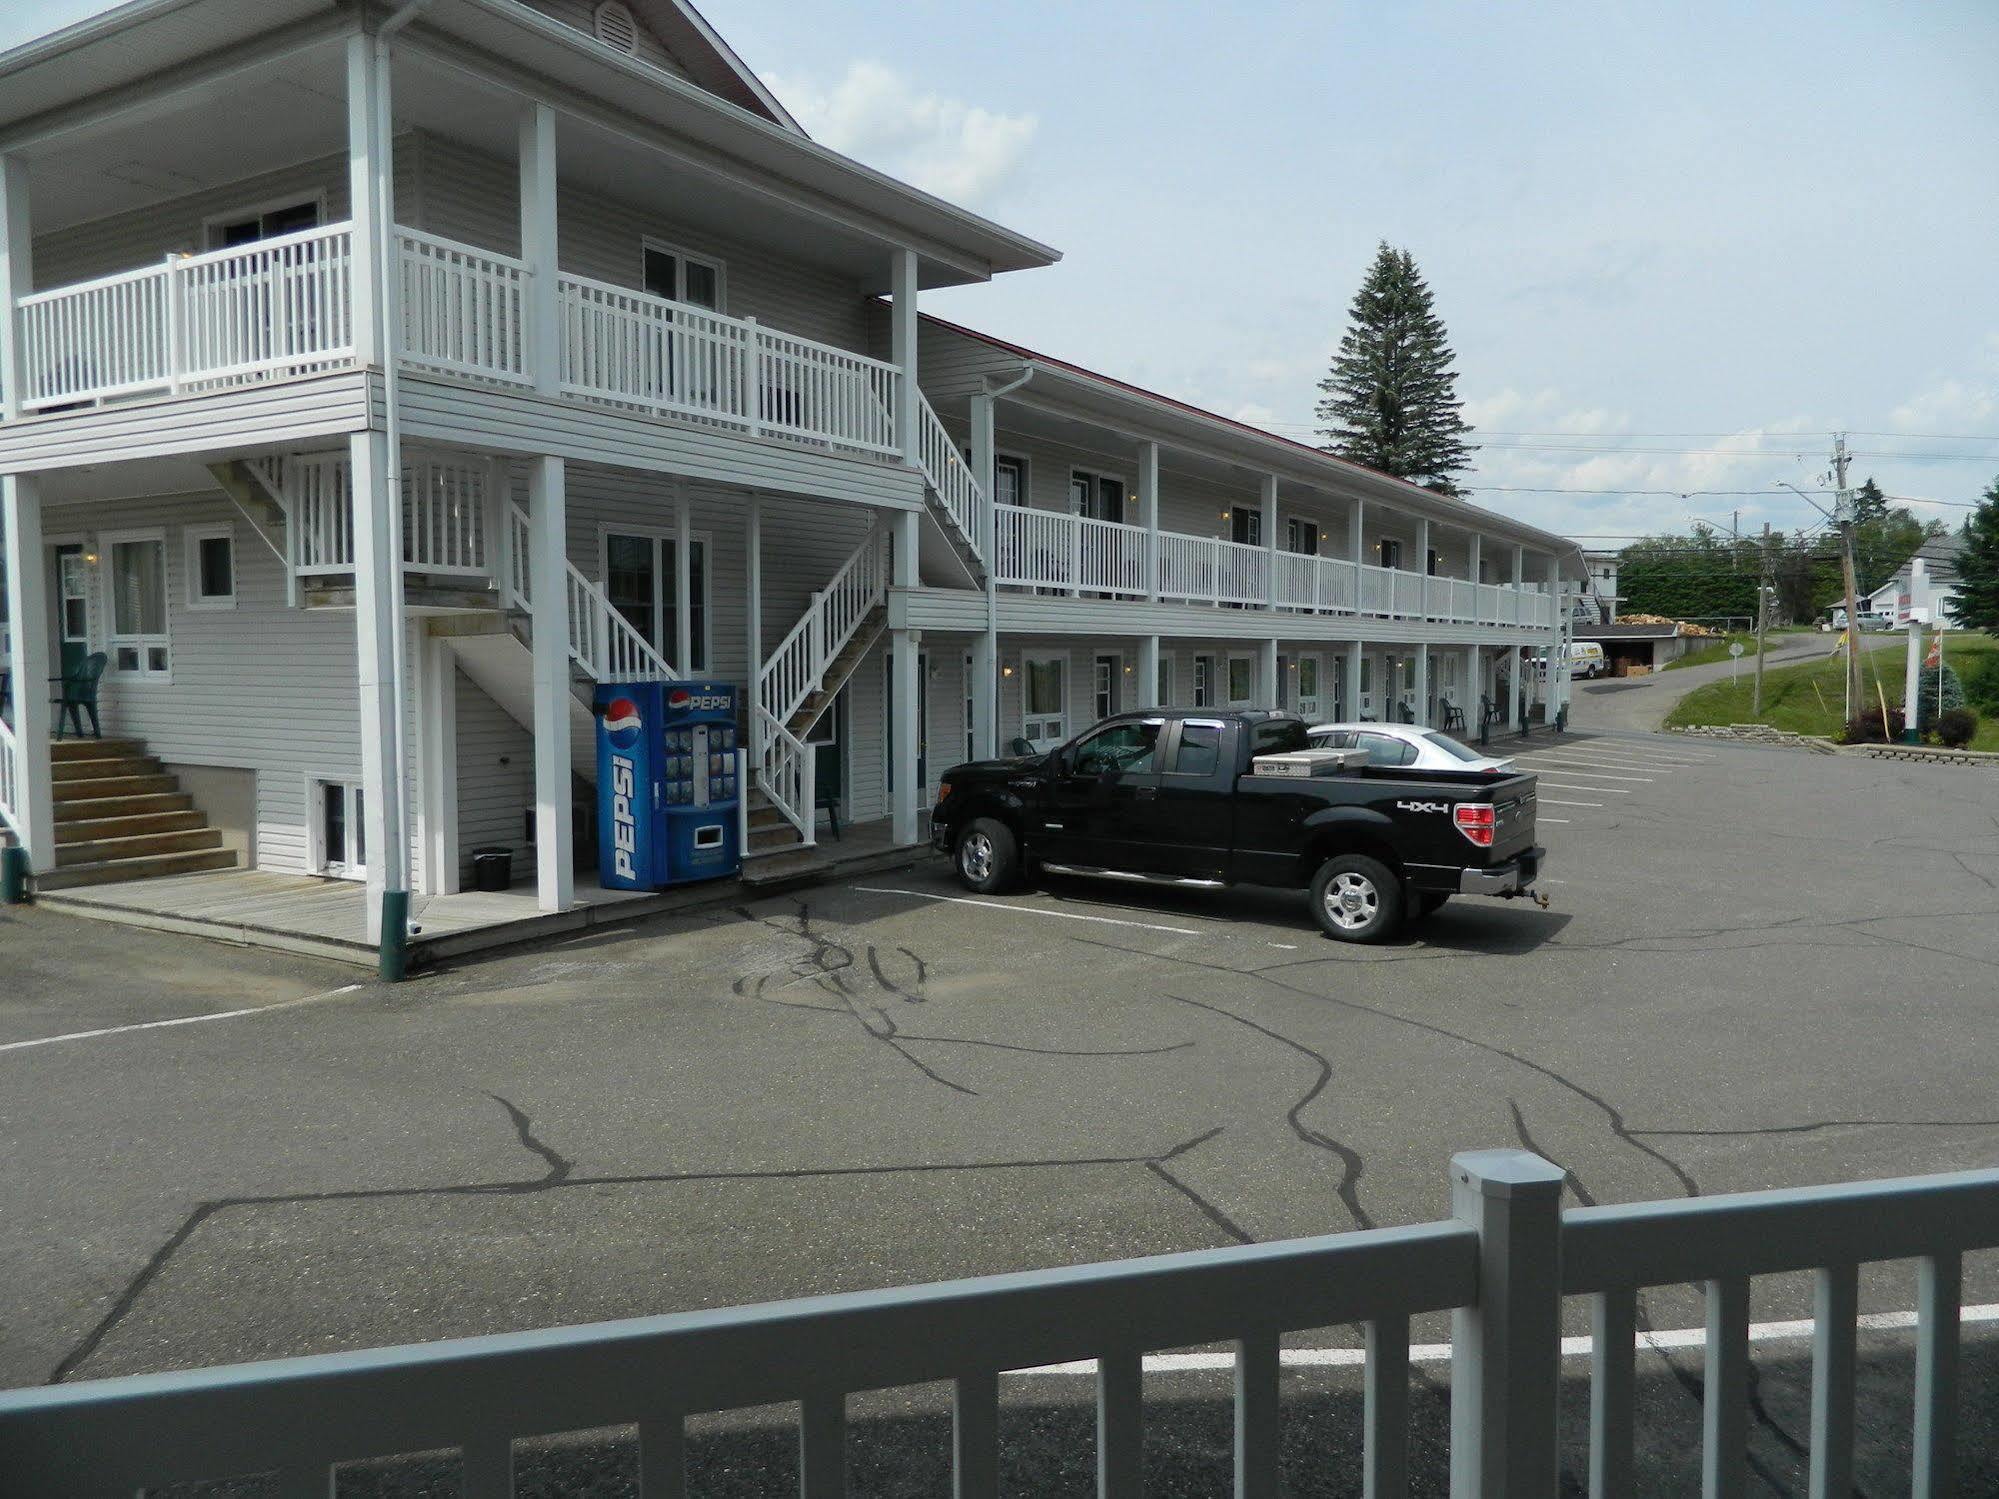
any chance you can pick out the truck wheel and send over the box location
[1310,854,1403,943]
[954,817,1019,894]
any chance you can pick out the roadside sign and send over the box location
[1729,640,1744,682]
[1728,642,1745,657]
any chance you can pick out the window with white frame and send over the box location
[1226,654,1255,706]
[1156,652,1174,707]
[184,524,236,610]
[1023,653,1067,747]
[1298,654,1322,719]
[1192,654,1215,708]
[603,526,710,674]
[1093,653,1120,721]
[994,455,1027,509]
[208,195,322,250]
[642,239,724,310]
[315,779,366,879]
[1286,517,1320,555]
[105,529,169,677]
[1069,470,1126,523]
[1379,537,1403,569]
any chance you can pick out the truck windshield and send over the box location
[1421,732,1485,763]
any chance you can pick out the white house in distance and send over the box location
[0,0,1581,956]
[1859,533,1965,625]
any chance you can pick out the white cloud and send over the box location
[1889,378,1997,433]
[768,61,1038,207]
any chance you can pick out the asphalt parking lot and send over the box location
[3,728,1997,1492]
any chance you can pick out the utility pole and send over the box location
[1833,432,1864,722]
[1753,521,1771,716]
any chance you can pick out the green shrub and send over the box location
[1841,707,1905,744]
[1935,708,1978,748]
[1963,653,1999,714]
[1915,664,1966,733]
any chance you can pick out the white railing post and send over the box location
[164,253,186,395]
[745,316,762,437]
[1068,515,1082,598]
[1448,1149,1566,1499]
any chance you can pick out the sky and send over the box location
[9,0,1998,546]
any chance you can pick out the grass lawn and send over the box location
[1666,633,1999,750]
[1665,626,1822,670]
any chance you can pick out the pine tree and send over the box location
[1949,475,1999,636]
[1316,243,1476,497]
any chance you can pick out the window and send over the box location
[1023,654,1066,746]
[603,527,709,674]
[1072,719,1161,776]
[1192,654,1215,708]
[208,197,321,250]
[994,455,1027,509]
[642,240,723,310]
[1298,655,1321,717]
[55,545,90,646]
[1226,654,1255,706]
[1229,506,1263,546]
[185,525,236,610]
[1156,653,1174,707]
[1422,731,1485,764]
[1169,720,1225,776]
[1251,719,1309,757]
[1069,470,1126,522]
[105,530,169,677]
[316,779,366,878]
[1379,538,1403,570]
[1427,549,1441,577]
[1355,731,1417,767]
[1093,654,1119,721]
[1286,517,1319,556]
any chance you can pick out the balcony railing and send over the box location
[994,504,1558,627]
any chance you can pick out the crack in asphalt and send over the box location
[47,1098,1234,1387]
[1144,1161,1256,1246]
[1631,1117,1999,1139]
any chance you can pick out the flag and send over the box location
[1925,631,1943,670]
[1829,630,1849,657]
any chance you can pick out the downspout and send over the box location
[982,366,1034,745]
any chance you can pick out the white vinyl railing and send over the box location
[756,706,817,845]
[2,1151,1987,1497]
[396,229,529,386]
[995,506,1558,628]
[264,452,493,580]
[559,272,900,458]
[0,717,19,842]
[15,223,355,410]
[915,390,987,563]
[501,500,677,684]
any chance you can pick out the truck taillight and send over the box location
[1454,804,1496,847]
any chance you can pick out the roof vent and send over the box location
[593,1,639,54]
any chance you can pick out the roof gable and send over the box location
[588,0,803,132]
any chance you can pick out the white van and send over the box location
[1529,642,1607,680]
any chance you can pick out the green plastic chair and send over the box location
[814,740,842,841]
[53,651,107,739]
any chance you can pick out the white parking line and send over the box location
[1540,818,1572,824]
[1516,764,1656,782]
[1540,799,1603,808]
[0,984,364,1056]
[1552,750,1702,768]
[1537,783,1632,794]
[1014,1303,1999,1376]
[852,887,1202,936]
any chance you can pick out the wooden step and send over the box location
[56,827,223,867]
[52,754,160,783]
[49,737,145,762]
[747,804,791,830]
[748,823,803,852]
[56,810,208,844]
[36,847,238,892]
[53,792,193,822]
[51,773,180,802]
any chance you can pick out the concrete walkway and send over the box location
[1570,631,1900,732]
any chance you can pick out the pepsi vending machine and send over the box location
[595,681,742,891]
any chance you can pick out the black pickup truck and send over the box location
[929,709,1544,942]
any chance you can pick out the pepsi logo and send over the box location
[668,689,690,708]
[603,696,642,749]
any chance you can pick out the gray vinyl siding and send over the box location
[517,0,696,79]
[454,667,536,882]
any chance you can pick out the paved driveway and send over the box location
[1571,631,1900,732]
[3,730,1996,1491]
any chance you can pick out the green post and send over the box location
[378,888,410,982]
[2,843,28,904]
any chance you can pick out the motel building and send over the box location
[0,0,1581,961]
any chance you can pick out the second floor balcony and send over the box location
[12,221,905,463]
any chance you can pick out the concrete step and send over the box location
[48,737,145,763]
[56,809,208,845]
[51,773,180,802]
[748,823,803,852]
[56,826,223,867]
[53,792,193,822]
[36,847,238,892]
[52,754,160,783]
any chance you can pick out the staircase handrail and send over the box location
[755,705,816,844]
[503,500,678,682]
[0,716,20,841]
[914,390,987,568]
[757,522,887,730]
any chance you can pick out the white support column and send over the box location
[0,154,29,421]
[1509,546,1526,729]
[519,101,560,395]
[1414,643,1431,727]
[1348,499,1365,564]
[1416,516,1432,621]
[1138,635,1162,710]
[2,476,56,872]
[969,631,997,760]
[345,34,381,368]
[890,507,921,845]
[1464,643,1479,731]
[894,507,920,590]
[419,632,459,895]
[351,429,409,939]
[1346,639,1364,720]
[746,493,763,758]
[527,455,573,911]
[890,248,920,466]
[1467,532,1483,587]
[1138,441,1161,603]
[1261,473,1280,609]
[1257,637,1278,708]
[675,483,693,675]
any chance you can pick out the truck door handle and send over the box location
[1135,786,1158,801]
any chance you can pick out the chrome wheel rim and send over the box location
[1324,871,1379,931]
[960,831,994,882]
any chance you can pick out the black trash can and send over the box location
[471,846,514,893]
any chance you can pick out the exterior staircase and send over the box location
[40,738,237,890]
